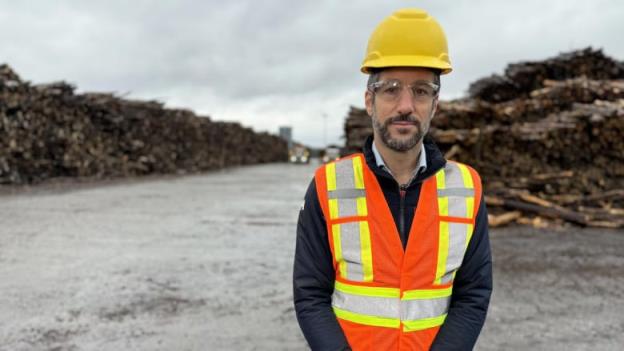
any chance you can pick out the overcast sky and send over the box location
[2,0,623,147]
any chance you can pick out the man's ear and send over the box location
[431,97,439,118]
[365,91,374,116]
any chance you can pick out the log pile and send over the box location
[0,65,287,185]
[344,106,372,154]
[343,48,624,228]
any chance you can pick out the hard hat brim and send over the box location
[361,54,452,75]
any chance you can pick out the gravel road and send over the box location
[1,162,622,350]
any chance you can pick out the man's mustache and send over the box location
[384,115,419,126]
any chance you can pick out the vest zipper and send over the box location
[399,184,407,242]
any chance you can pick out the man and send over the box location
[293,8,492,351]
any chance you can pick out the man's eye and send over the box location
[382,86,400,94]
[413,88,428,96]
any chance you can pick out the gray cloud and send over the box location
[1,0,623,146]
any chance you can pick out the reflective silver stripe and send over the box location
[332,290,399,319]
[439,271,454,285]
[437,188,474,198]
[336,198,358,217]
[327,157,372,282]
[443,163,470,218]
[335,158,355,189]
[332,289,450,322]
[333,158,359,218]
[446,222,468,275]
[401,296,451,320]
[436,161,477,285]
[339,222,364,281]
[329,188,366,199]
[448,197,467,218]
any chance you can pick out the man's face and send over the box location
[365,67,439,152]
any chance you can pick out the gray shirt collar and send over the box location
[372,141,427,184]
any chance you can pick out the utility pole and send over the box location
[322,113,327,148]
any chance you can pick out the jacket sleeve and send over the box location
[293,178,351,351]
[430,199,493,350]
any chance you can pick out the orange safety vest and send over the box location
[315,153,482,350]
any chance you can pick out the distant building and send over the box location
[279,126,293,149]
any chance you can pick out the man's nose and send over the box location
[395,88,415,115]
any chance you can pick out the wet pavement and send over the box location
[1,161,623,350]
[477,225,624,351]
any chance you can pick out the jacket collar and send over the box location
[362,135,446,187]
[371,140,427,179]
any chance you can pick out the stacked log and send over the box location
[343,48,624,227]
[343,106,371,155]
[468,47,624,103]
[0,65,287,185]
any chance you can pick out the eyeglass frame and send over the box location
[367,79,440,104]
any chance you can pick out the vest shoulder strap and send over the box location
[433,160,482,220]
[315,153,368,221]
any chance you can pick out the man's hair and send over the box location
[367,68,441,93]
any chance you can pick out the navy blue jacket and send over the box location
[293,136,492,350]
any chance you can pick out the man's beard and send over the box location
[372,114,424,152]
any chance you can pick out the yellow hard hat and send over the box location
[361,8,452,75]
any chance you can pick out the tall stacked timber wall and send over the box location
[343,48,624,227]
[0,65,287,185]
